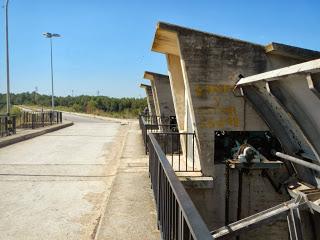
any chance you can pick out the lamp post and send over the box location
[5,0,11,115]
[43,32,61,111]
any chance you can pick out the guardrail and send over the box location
[0,115,16,137]
[148,133,212,240]
[19,111,63,129]
[139,114,178,154]
[142,115,176,125]
[139,114,198,171]
[152,132,198,172]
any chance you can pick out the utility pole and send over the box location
[5,0,11,115]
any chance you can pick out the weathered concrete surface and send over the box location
[150,22,320,240]
[152,22,320,177]
[96,121,159,240]
[144,71,175,117]
[0,113,125,240]
[0,121,73,148]
[140,84,156,116]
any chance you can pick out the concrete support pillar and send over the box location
[140,84,156,116]
[144,71,175,117]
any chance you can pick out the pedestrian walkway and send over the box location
[96,121,160,240]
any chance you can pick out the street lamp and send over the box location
[43,32,61,111]
[5,0,11,115]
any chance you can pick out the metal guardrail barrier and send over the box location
[139,114,178,154]
[152,132,198,172]
[19,111,63,129]
[0,115,16,137]
[142,115,175,125]
[148,133,212,240]
[139,114,197,171]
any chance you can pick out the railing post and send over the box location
[4,116,8,135]
[50,112,53,125]
[31,114,35,129]
[12,115,16,134]
[145,126,148,154]
[41,112,44,127]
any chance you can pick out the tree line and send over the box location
[0,92,147,118]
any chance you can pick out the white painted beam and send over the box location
[237,58,320,86]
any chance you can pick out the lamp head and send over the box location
[43,32,61,38]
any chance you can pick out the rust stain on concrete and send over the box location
[198,106,240,128]
[194,84,233,97]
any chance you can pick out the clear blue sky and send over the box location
[0,0,319,98]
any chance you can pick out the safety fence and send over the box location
[0,111,63,138]
[139,114,178,154]
[18,111,63,129]
[152,132,198,172]
[0,115,16,137]
[148,133,212,240]
[139,114,198,172]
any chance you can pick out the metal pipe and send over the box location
[272,151,320,172]
[5,0,11,114]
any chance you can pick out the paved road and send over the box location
[0,113,124,240]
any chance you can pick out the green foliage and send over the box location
[11,106,22,116]
[0,92,147,118]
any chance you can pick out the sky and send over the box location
[0,0,319,98]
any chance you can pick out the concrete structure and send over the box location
[143,71,175,117]
[151,22,320,177]
[150,22,320,238]
[140,84,156,115]
[235,59,320,239]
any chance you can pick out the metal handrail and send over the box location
[148,133,212,240]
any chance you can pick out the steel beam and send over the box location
[211,199,300,239]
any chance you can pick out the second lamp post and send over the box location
[43,32,61,111]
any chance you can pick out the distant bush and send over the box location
[0,92,147,118]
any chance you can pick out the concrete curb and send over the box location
[0,122,73,148]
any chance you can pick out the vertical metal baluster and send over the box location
[185,133,188,172]
[165,133,168,156]
[178,209,182,240]
[165,178,168,240]
[192,133,195,172]
[171,133,173,167]
[178,133,181,172]
[160,168,163,232]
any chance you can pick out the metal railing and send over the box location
[139,114,178,154]
[0,115,16,137]
[148,133,212,240]
[139,114,198,172]
[152,132,199,172]
[19,111,63,129]
[142,115,176,125]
